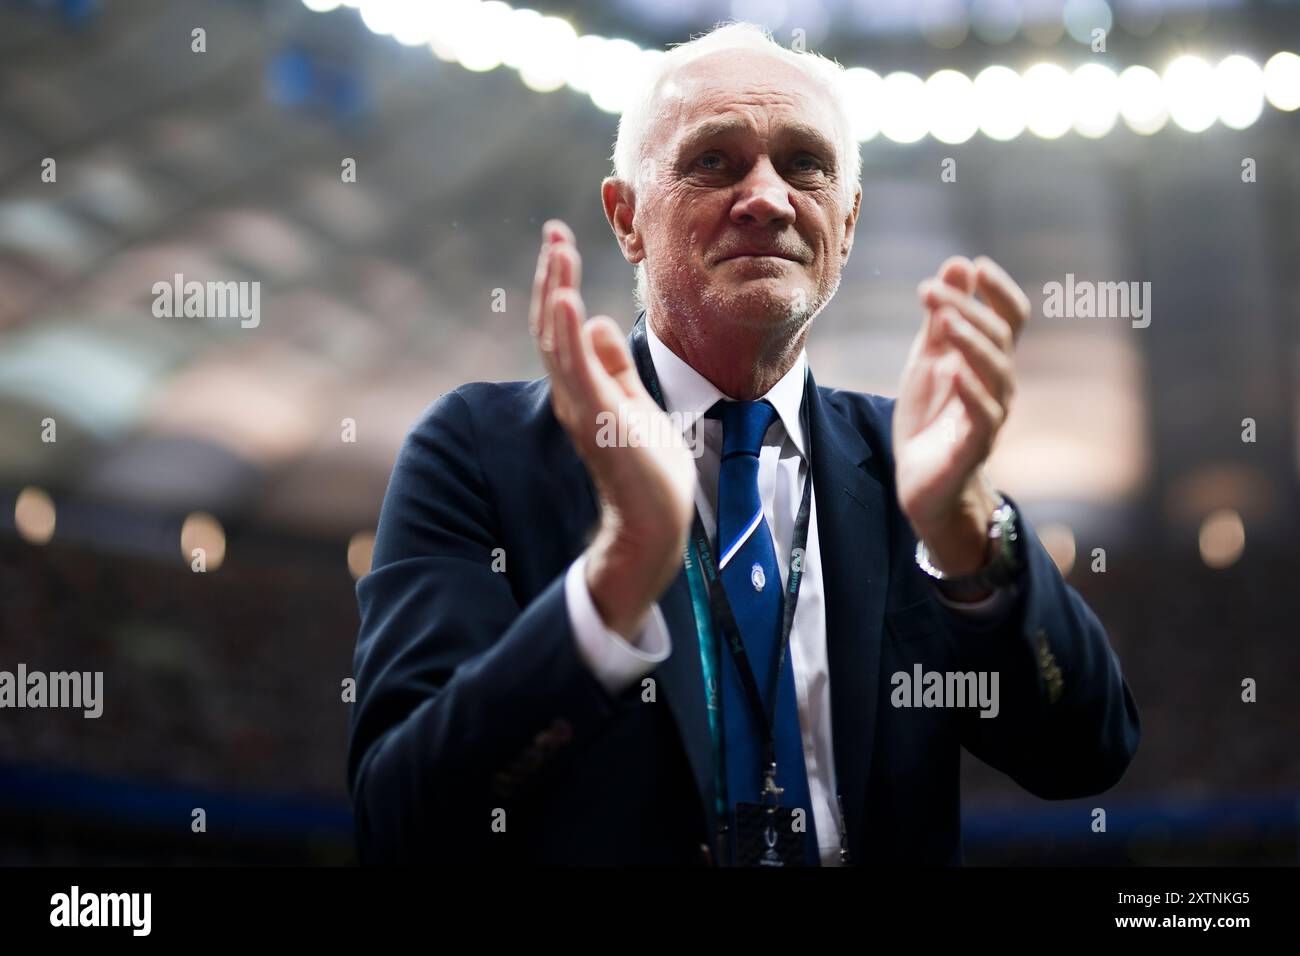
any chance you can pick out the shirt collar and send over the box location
[645,318,808,458]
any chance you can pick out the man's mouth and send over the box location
[717,250,804,264]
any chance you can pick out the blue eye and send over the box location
[792,155,823,173]
[697,152,724,170]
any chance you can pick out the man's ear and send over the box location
[601,177,644,265]
[840,185,862,260]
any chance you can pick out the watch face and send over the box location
[915,498,1023,590]
[997,513,1025,577]
[991,501,1013,534]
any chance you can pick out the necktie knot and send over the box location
[709,399,777,459]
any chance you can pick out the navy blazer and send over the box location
[347,319,1140,865]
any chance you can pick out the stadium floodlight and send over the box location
[299,0,1300,142]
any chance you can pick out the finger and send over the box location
[922,280,1013,353]
[552,289,599,407]
[530,221,573,337]
[534,220,576,338]
[936,255,976,295]
[951,361,1004,456]
[553,283,575,375]
[540,243,563,352]
[934,307,1014,405]
[973,256,1031,341]
[543,218,575,247]
[908,307,934,362]
[544,241,582,350]
[914,294,947,357]
[916,260,973,321]
[530,239,552,338]
[537,282,562,385]
[536,247,569,381]
[558,234,582,293]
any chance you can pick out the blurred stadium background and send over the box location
[0,0,1298,864]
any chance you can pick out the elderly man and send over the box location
[347,23,1139,866]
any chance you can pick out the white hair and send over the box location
[610,22,862,309]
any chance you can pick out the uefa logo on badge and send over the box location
[750,562,766,592]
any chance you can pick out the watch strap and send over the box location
[914,497,1023,599]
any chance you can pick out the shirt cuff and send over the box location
[565,553,672,696]
[929,580,1018,621]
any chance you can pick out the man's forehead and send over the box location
[652,48,840,140]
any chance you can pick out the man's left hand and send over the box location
[892,255,1031,577]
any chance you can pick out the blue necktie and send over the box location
[710,399,817,864]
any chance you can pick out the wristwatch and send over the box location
[914,496,1024,602]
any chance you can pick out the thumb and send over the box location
[587,317,643,397]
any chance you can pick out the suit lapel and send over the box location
[558,410,717,844]
[652,567,718,842]
[806,375,889,860]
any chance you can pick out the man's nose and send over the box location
[730,158,796,227]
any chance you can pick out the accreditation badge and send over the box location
[732,803,809,866]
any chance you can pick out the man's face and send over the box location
[634,49,860,336]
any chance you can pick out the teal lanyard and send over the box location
[628,313,851,865]
[683,539,728,824]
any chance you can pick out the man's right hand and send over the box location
[530,220,696,642]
